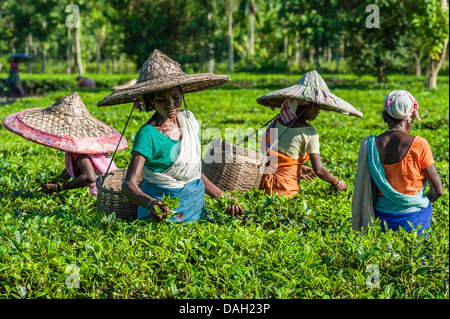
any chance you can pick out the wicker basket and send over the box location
[202,139,264,192]
[96,168,144,220]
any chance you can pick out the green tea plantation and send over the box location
[0,72,448,300]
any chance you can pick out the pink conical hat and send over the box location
[3,92,128,154]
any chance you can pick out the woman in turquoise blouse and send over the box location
[97,49,243,223]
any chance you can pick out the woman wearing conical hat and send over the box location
[351,90,443,236]
[256,70,363,197]
[3,92,128,197]
[97,49,243,223]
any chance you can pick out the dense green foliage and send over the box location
[0,0,448,79]
[0,72,448,299]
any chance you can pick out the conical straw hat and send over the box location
[112,78,137,92]
[97,49,230,107]
[3,92,128,154]
[256,70,363,118]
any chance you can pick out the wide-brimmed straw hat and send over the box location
[112,79,137,92]
[3,92,128,154]
[256,70,363,118]
[97,49,230,107]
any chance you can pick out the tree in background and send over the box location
[240,0,259,57]
[86,4,112,74]
[248,1,258,56]
[74,14,84,75]
[182,0,217,73]
[343,0,411,83]
[344,0,449,86]
[232,0,284,71]
[206,0,219,73]
[0,0,448,79]
[411,0,449,88]
[224,0,239,72]
[1,0,61,74]
[279,0,342,72]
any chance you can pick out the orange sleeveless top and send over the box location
[377,136,434,197]
[260,150,310,197]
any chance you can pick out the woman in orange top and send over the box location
[256,70,364,197]
[260,102,347,197]
[352,90,443,236]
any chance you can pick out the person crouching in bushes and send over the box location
[351,90,443,236]
[256,70,364,197]
[2,92,128,197]
[97,49,243,223]
[77,75,96,89]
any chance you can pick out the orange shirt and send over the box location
[377,136,434,196]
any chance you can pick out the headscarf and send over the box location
[263,98,312,153]
[279,98,311,123]
[384,90,421,123]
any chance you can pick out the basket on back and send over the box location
[96,168,144,220]
[202,139,264,192]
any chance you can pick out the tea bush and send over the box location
[0,72,448,299]
[0,73,136,96]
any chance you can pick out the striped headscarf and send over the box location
[279,98,311,123]
[384,90,421,123]
[263,99,313,153]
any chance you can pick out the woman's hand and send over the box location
[148,199,171,222]
[201,173,244,218]
[332,179,347,191]
[299,165,317,181]
[40,183,61,194]
[224,195,244,218]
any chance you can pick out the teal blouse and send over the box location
[132,123,180,173]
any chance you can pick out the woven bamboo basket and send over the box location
[96,168,144,220]
[201,139,264,192]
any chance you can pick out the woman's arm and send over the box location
[57,169,71,182]
[423,164,443,203]
[309,153,347,191]
[122,151,169,222]
[202,172,222,198]
[201,172,244,217]
[41,155,97,193]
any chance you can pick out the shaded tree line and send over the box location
[0,0,448,88]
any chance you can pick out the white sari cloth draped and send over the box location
[141,110,202,189]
